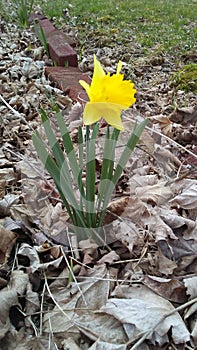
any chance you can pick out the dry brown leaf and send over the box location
[97,251,120,265]
[144,210,177,241]
[62,337,81,350]
[157,249,177,275]
[170,106,197,124]
[0,225,18,264]
[88,339,127,350]
[135,181,172,205]
[129,174,158,193]
[111,220,140,252]
[104,196,129,224]
[170,184,197,209]
[154,145,181,174]
[184,277,197,346]
[79,239,99,264]
[143,275,187,303]
[0,271,29,339]
[149,114,173,136]
[107,285,190,345]
[17,243,63,273]
[0,194,19,218]
[160,208,195,231]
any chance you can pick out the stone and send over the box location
[45,66,91,101]
[46,30,78,67]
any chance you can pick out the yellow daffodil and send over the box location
[79,55,136,130]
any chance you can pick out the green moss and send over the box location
[171,63,197,93]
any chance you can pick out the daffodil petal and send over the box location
[82,102,102,125]
[83,102,126,130]
[101,104,125,131]
[79,80,90,95]
[116,61,123,74]
[93,54,106,80]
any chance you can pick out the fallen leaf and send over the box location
[0,271,29,339]
[0,225,18,264]
[97,251,120,265]
[170,184,197,209]
[135,181,172,205]
[143,275,187,303]
[105,285,190,345]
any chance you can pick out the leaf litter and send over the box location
[0,15,197,350]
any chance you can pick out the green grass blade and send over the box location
[33,20,49,57]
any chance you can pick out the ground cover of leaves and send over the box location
[0,15,197,350]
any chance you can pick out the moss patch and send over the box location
[170,63,197,93]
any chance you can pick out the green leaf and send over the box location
[96,126,119,217]
[85,124,99,227]
[33,20,49,57]
[32,131,86,227]
[98,119,148,226]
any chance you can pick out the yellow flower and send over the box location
[79,55,136,130]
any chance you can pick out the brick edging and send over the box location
[29,13,90,101]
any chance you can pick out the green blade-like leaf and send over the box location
[56,112,85,192]
[32,131,86,227]
[98,119,148,226]
[32,132,74,220]
[56,112,86,215]
[97,127,119,215]
[33,20,49,57]
[85,124,99,227]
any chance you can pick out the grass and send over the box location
[38,0,197,56]
[170,63,197,92]
[2,1,196,59]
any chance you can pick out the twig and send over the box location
[60,246,88,308]
[39,282,46,336]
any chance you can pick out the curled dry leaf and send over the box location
[170,106,197,124]
[129,174,158,193]
[154,145,181,175]
[17,243,63,273]
[158,250,178,275]
[144,209,177,241]
[149,114,173,136]
[0,194,20,218]
[104,196,129,224]
[112,220,140,252]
